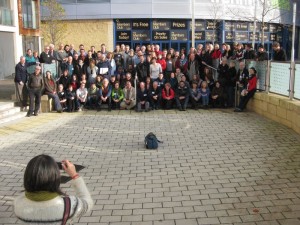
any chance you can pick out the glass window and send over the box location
[0,0,10,8]
[22,0,38,29]
[22,36,39,56]
[0,0,13,26]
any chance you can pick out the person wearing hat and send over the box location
[256,45,269,61]
[272,42,287,61]
[27,65,44,117]
[244,44,256,60]
[234,67,257,112]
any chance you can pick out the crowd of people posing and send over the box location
[14,41,282,115]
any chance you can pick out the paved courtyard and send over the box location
[0,109,300,225]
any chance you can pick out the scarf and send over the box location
[25,191,59,202]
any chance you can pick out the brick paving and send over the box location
[0,109,300,225]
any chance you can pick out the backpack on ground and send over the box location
[144,132,162,149]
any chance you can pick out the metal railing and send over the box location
[215,59,298,100]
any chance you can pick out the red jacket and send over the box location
[157,59,166,71]
[211,49,222,59]
[162,87,175,99]
[247,76,257,92]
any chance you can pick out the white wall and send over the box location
[55,0,300,26]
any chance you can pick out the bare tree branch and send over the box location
[41,0,68,46]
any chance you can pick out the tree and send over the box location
[227,0,291,45]
[41,0,68,46]
[207,1,223,45]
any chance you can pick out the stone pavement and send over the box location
[0,109,300,225]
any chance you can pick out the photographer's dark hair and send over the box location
[24,154,63,194]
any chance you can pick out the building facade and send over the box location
[42,0,299,59]
[0,0,41,80]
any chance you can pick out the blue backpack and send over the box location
[144,132,162,149]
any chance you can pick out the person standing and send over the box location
[27,66,44,117]
[272,42,287,61]
[15,56,28,111]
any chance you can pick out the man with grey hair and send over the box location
[27,66,44,117]
[14,56,28,111]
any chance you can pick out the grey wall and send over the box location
[0,32,15,79]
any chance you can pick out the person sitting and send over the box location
[57,84,67,111]
[175,80,189,111]
[111,81,124,110]
[44,71,63,113]
[87,83,98,109]
[98,78,112,111]
[145,76,152,91]
[76,83,88,111]
[161,82,175,110]
[14,154,93,224]
[95,75,102,89]
[149,81,161,110]
[156,72,166,89]
[66,84,76,112]
[169,72,178,90]
[58,69,70,91]
[121,72,134,89]
[199,81,210,108]
[120,81,136,110]
[110,75,117,87]
[190,81,201,109]
[137,82,150,112]
[79,73,87,86]
[180,75,190,88]
[211,81,225,108]
[68,74,79,91]
[234,67,257,112]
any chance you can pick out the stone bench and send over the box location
[12,94,54,113]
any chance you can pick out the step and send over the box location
[0,107,21,119]
[0,112,27,125]
[0,102,15,111]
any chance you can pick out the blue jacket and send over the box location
[200,88,210,97]
[190,88,201,100]
[99,85,112,97]
[97,60,112,76]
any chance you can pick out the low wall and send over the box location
[248,92,300,135]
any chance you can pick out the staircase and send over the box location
[0,102,27,125]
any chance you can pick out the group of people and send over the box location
[15,41,287,114]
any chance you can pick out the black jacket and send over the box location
[137,88,149,102]
[136,61,150,81]
[58,75,70,90]
[244,50,256,60]
[40,52,54,64]
[256,52,269,61]
[218,64,229,87]
[176,85,189,98]
[273,49,287,61]
[14,62,27,83]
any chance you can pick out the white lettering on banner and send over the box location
[172,22,186,28]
